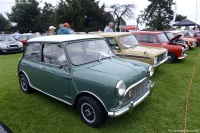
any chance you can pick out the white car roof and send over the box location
[28,35,103,43]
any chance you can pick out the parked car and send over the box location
[93,32,168,67]
[170,30,199,48]
[0,34,23,53]
[179,30,200,46]
[132,31,187,63]
[18,35,154,127]
[163,31,189,50]
[18,33,41,46]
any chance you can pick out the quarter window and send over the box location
[24,43,41,62]
[149,35,158,43]
[42,44,67,66]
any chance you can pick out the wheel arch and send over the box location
[74,91,108,112]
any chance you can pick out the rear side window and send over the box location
[140,34,148,42]
[42,44,67,66]
[149,35,158,43]
[24,43,41,62]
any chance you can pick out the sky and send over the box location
[0,0,199,29]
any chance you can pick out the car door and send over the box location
[35,43,71,101]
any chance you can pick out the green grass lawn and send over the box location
[0,49,200,133]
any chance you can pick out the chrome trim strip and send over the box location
[124,77,147,95]
[19,70,73,105]
[153,56,169,67]
[178,54,187,59]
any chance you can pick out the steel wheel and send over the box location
[81,103,96,123]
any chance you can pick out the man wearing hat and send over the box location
[57,23,72,35]
[47,26,56,35]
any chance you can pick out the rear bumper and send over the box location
[153,57,169,67]
[108,81,154,117]
[178,54,187,60]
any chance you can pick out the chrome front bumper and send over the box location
[153,57,169,68]
[178,54,187,60]
[108,81,154,117]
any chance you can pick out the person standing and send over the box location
[104,22,114,32]
[57,23,72,35]
[47,26,56,35]
[14,30,20,40]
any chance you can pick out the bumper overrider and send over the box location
[178,51,187,60]
[108,80,154,117]
[153,56,169,67]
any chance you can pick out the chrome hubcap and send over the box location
[81,103,96,123]
[21,78,27,91]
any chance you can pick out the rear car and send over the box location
[18,33,41,46]
[0,34,23,53]
[132,31,187,63]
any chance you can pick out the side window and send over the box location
[106,38,118,49]
[149,35,158,43]
[140,34,148,42]
[42,44,67,66]
[24,43,41,62]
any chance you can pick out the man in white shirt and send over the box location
[104,22,114,32]
[14,30,20,40]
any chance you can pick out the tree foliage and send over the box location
[6,0,41,33]
[36,2,56,32]
[0,14,11,32]
[138,0,174,30]
[175,14,187,22]
[109,4,135,31]
[55,0,114,32]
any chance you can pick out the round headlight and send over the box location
[154,57,157,65]
[0,43,7,48]
[116,80,126,96]
[148,65,154,77]
[18,42,23,47]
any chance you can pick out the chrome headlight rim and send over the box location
[116,80,126,96]
[154,57,158,65]
[148,65,154,77]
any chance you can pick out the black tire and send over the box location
[19,74,33,93]
[77,96,108,128]
[167,53,177,63]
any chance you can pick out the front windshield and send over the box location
[118,35,140,49]
[0,35,15,41]
[157,33,169,43]
[66,39,115,65]
[166,32,174,40]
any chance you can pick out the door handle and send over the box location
[39,66,44,69]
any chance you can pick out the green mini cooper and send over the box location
[18,35,154,127]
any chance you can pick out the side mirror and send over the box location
[59,61,70,71]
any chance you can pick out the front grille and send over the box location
[9,45,18,47]
[122,78,149,103]
[157,54,164,62]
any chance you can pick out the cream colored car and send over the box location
[94,32,169,67]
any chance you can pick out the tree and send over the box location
[36,2,56,32]
[0,14,11,32]
[55,0,113,32]
[138,0,174,30]
[175,14,187,22]
[6,0,41,33]
[109,4,135,31]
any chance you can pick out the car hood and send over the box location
[89,59,147,85]
[0,40,19,45]
[74,58,148,88]
[124,46,167,56]
[169,35,182,41]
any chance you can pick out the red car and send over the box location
[18,33,41,46]
[132,31,187,63]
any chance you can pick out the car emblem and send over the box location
[129,90,133,97]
